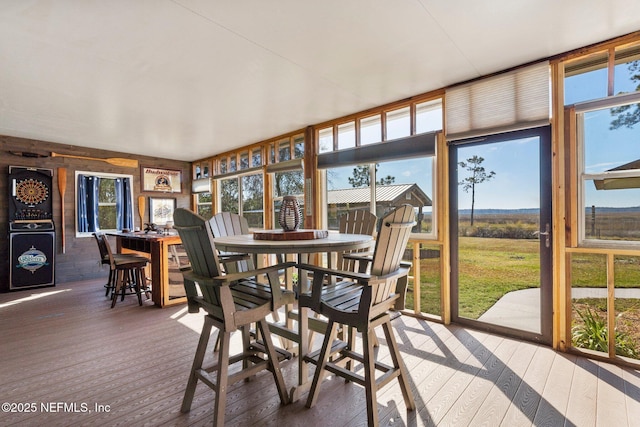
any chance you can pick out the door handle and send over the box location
[533,223,550,248]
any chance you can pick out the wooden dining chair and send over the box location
[173,208,294,426]
[297,204,416,426]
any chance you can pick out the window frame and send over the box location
[575,92,640,247]
[315,95,442,239]
[74,170,135,237]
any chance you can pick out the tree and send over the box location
[458,155,495,226]
[274,170,304,196]
[348,165,395,188]
[610,60,640,130]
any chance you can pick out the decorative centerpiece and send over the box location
[279,196,301,231]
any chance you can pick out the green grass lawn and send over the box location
[411,237,640,317]
[407,237,540,317]
[457,237,540,319]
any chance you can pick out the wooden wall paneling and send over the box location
[0,135,191,291]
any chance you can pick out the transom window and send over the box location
[317,97,442,235]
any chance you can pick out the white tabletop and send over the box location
[212,232,373,255]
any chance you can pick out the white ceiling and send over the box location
[1,1,639,161]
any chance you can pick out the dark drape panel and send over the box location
[77,174,100,232]
[122,177,133,230]
[115,178,134,230]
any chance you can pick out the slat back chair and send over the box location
[298,204,416,426]
[337,209,377,271]
[209,211,253,273]
[173,208,292,426]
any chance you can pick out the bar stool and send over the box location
[97,233,151,308]
[93,233,150,299]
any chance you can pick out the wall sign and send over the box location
[149,197,176,226]
[141,166,182,193]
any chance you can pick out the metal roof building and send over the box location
[327,183,432,207]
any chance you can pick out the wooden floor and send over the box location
[2,280,640,426]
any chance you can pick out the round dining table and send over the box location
[211,231,373,258]
[211,230,374,401]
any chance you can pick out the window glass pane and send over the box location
[273,170,304,198]
[98,205,117,230]
[196,193,212,219]
[338,122,355,150]
[220,178,239,213]
[98,179,117,229]
[583,105,640,175]
[360,115,381,145]
[279,140,291,161]
[581,101,640,243]
[565,51,608,105]
[220,158,227,174]
[318,127,333,153]
[325,164,371,230]
[416,99,443,133]
[584,185,640,241]
[386,107,411,140]
[270,143,276,163]
[252,149,262,167]
[242,174,263,228]
[376,157,433,233]
[229,156,237,172]
[240,151,249,170]
[294,135,304,159]
[99,178,116,204]
[614,43,640,95]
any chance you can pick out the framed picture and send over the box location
[141,166,182,193]
[149,197,176,225]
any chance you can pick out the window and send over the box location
[211,132,303,228]
[337,121,356,150]
[386,107,411,140]
[323,157,433,233]
[195,193,212,219]
[219,178,239,214]
[242,173,264,228]
[565,42,640,105]
[360,115,382,145]
[317,97,441,235]
[564,51,609,105]
[577,95,640,244]
[76,171,134,236]
[318,127,333,153]
[217,173,264,228]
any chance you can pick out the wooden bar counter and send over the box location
[111,231,185,308]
